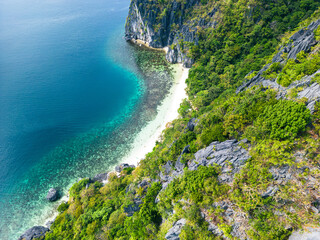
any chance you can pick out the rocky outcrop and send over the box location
[158,139,250,192]
[289,228,320,240]
[124,198,143,217]
[236,19,320,94]
[189,139,250,183]
[125,0,218,67]
[186,118,197,131]
[277,70,320,113]
[273,19,319,63]
[202,201,248,240]
[115,163,135,173]
[18,226,49,240]
[92,172,109,183]
[261,186,279,198]
[165,218,187,240]
[46,188,59,202]
[236,20,320,113]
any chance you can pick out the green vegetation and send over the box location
[43,1,320,239]
[277,51,320,87]
[252,100,311,140]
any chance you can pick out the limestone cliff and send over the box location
[125,0,218,67]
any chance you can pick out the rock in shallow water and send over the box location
[18,226,49,240]
[46,188,59,202]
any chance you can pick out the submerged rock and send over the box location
[18,226,49,240]
[46,188,59,202]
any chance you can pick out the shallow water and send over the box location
[0,0,174,238]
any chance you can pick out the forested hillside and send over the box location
[20,0,320,239]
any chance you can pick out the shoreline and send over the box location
[40,61,189,231]
[128,39,168,53]
[119,63,188,166]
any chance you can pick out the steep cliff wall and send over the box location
[125,0,218,67]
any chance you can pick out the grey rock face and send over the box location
[124,198,143,217]
[165,218,187,240]
[18,226,49,240]
[208,222,223,236]
[274,20,319,62]
[125,0,217,67]
[237,19,320,99]
[298,81,320,114]
[289,228,320,240]
[189,139,250,183]
[46,188,59,202]
[261,186,279,198]
[204,201,247,239]
[157,139,250,204]
[92,172,109,183]
[160,161,173,182]
[270,164,291,182]
[187,118,197,131]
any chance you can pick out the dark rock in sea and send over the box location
[46,188,59,202]
[124,198,143,217]
[18,226,49,240]
[165,218,187,240]
[187,118,197,131]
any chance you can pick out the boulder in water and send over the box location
[46,188,59,202]
[18,226,49,240]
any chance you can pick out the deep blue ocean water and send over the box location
[0,0,159,238]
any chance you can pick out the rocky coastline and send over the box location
[17,1,320,239]
[125,0,218,67]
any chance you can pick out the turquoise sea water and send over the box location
[0,0,173,239]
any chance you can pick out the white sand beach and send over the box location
[119,63,189,166]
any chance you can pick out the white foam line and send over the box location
[120,64,188,166]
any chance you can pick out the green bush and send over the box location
[256,100,311,140]
[57,202,69,213]
[200,123,226,145]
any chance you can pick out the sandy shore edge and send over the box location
[40,54,189,229]
[119,63,188,166]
